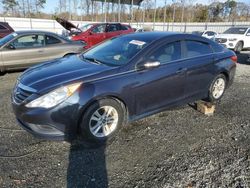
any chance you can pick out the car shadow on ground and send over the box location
[67,140,108,188]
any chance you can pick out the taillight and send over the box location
[230,55,238,63]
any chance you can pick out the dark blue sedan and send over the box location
[12,32,237,142]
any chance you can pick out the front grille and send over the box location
[13,85,34,104]
[215,38,227,43]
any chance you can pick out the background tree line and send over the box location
[0,0,250,22]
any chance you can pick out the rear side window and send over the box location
[185,40,212,58]
[107,24,120,32]
[0,24,7,30]
[205,31,215,36]
[149,41,182,64]
[121,25,130,30]
[45,35,61,45]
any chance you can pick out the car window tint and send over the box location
[206,31,215,36]
[121,25,129,30]
[107,24,120,32]
[92,25,106,33]
[45,35,61,45]
[149,41,181,64]
[185,40,212,58]
[0,24,7,30]
[11,34,44,49]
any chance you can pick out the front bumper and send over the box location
[216,40,238,49]
[12,100,81,141]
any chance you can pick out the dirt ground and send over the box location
[0,52,249,188]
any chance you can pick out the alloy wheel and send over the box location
[89,106,119,138]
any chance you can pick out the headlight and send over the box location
[26,82,82,108]
[228,38,237,41]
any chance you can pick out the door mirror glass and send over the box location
[136,60,160,70]
[6,43,15,50]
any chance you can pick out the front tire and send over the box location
[207,74,227,102]
[80,99,125,142]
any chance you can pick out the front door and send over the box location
[134,40,187,115]
[2,34,45,69]
[88,24,107,47]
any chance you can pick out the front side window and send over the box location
[45,35,61,45]
[10,34,44,49]
[80,24,94,32]
[0,24,7,30]
[92,24,106,33]
[149,41,182,64]
[185,40,212,58]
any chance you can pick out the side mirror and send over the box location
[6,43,15,50]
[246,33,250,36]
[89,31,93,35]
[136,60,160,71]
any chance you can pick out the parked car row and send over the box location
[192,27,250,53]
[56,18,134,49]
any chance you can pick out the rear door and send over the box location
[41,34,66,61]
[2,34,45,69]
[182,40,215,98]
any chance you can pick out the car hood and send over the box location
[19,55,113,94]
[216,34,243,39]
[56,17,81,31]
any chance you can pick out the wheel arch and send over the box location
[77,95,129,132]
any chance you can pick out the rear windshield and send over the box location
[0,32,16,46]
[223,27,247,34]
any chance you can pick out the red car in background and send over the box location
[56,18,134,49]
[0,22,14,38]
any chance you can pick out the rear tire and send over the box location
[79,98,125,143]
[207,74,227,102]
[234,41,243,53]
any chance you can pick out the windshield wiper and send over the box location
[82,55,102,65]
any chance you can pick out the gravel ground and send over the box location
[0,52,250,188]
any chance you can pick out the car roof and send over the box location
[121,31,182,40]
[14,30,59,35]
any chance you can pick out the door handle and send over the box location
[37,50,44,53]
[176,68,187,74]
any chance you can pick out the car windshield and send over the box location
[223,27,247,34]
[0,32,16,46]
[80,24,94,32]
[82,36,150,66]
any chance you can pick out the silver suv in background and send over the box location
[0,30,85,75]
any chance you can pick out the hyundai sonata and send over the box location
[12,32,237,142]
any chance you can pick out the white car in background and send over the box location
[192,30,218,39]
[215,27,250,52]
